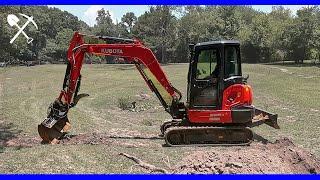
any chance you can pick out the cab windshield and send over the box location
[195,48,219,80]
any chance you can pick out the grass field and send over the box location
[0,63,319,173]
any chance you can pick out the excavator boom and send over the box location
[38,32,184,143]
[66,32,181,108]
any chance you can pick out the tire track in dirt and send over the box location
[78,105,159,133]
[269,66,320,79]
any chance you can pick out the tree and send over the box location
[217,6,239,39]
[132,6,177,63]
[246,13,272,63]
[94,8,116,36]
[283,6,317,63]
[267,6,292,62]
[121,12,137,34]
[2,5,320,65]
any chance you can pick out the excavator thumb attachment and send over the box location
[38,99,71,144]
[71,93,89,107]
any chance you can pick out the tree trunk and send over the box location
[161,44,167,64]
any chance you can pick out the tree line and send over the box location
[1,5,320,64]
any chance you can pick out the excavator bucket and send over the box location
[38,94,89,143]
[38,99,71,144]
[38,118,70,144]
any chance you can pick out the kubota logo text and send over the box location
[101,48,123,54]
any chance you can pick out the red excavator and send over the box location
[38,32,279,146]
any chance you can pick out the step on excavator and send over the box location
[38,32,280,146]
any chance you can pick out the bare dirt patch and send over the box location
[4,134,319,174]
[173,138,319,174]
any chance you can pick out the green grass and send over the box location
[244,64,320,152]
[0,63,319,173]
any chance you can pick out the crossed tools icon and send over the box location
[7,13,38,44]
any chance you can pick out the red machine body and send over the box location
[188,84,253,123]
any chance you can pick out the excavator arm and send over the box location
[38,32,185,143]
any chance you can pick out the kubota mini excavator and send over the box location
[38,32,279,146]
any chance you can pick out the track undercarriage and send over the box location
[161,119,253,147]
[160,108,279,147]
[164,126,253,147]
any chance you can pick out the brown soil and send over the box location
[2,133,320,174]
[173,138,319,174]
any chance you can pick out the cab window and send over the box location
[225,46,240,77]
[196,49,219,79]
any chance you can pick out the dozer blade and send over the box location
[251,108,280,129]
[38,117,71,144]
[164,126,253,147]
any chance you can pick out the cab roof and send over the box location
[195,40,240,47]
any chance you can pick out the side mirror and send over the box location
[243,74,249,82]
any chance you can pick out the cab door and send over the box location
[189,47,220,108]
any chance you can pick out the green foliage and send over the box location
[117,97,133,110]
[1,5,320,64]
[132,6,177,63]
[94,8,116,36]
[121,12,137,34]
[0,6,90,64]
[282,7,318,63]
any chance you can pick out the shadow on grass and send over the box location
[62,134,162,141]
[0,122,22,152]
[253,133,270,144]
[263,61,320,68]
[89,63,173,71]
[94,64,136,71]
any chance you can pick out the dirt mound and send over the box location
[173,138,319,174]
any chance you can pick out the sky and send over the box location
[48,5,309,27]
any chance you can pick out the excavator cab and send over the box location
[188,41,241,109]
[162,40,280,146]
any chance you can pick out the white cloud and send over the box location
[283,5,311,15]
[252,5,312,15]
[83,5,116,27]
[109,11,116,24]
